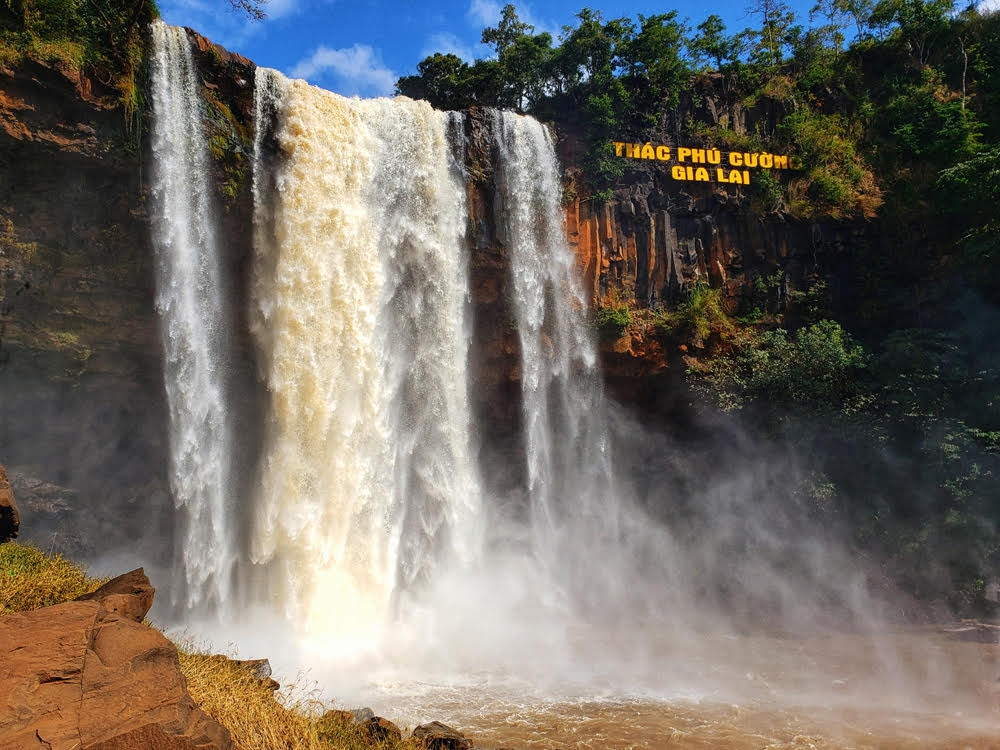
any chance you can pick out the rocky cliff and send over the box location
[0,30,261,563]
[0,569,232,749]
[0,27,926,554]
[0,50,169,556]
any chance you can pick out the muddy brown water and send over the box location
[352,630,999,749]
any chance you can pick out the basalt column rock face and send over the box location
[0,569,232,750]
[564,177,865,317]
[560,155,870,413]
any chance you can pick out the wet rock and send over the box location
[412,720,473,749]
[0,577,231,749]
[352,707,376,722]
[941,621,1000,644]
[0,462,19,542]
[362,716,402,743]
[319,709,402,745]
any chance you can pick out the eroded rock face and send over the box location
[0,462,18,542]
[0,570,232,750]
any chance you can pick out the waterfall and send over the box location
[149,21,236,610]
[248,72,482,650]
[491,112,628,604]
[151,28,669,655]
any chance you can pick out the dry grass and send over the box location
[178,648,424,750]
[0,541,107,613]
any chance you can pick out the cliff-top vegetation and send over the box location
[399,2,999,227]
[0,0,160,122]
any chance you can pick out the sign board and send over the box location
[613,142,799,185]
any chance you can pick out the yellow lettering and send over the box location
[716,168,729,183]
[728,169,743,185]
[743,152,758,168]
[772,154,788,169]
[671,165,686,180]
[743,170,750,184]
[729,152,743,167]
[640,143,655,160]
[695,167,710,182]
[614,142,625,157]
[760,152,773,168]
[678,147,691,162]
[707,148,721,165]
[686,166,694,180]
[691,148,706,164]
[656,145,671,161]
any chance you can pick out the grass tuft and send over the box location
[178,647,423,750]
[0,541,107,613]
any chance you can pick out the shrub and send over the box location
[674,281,734,343]
[594,304,631,338]
[691,319,867,413]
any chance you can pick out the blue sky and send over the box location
[158,0,1000,97]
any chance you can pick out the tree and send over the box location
[479,4,550,111]
[870,0,955,64]
[745,0,800,67]
[938,146,1000,297]
[688,14,741,70]
[229,0,266,21]
[620,12,689,115]
[481,3,531,58]
[396,53,473,110]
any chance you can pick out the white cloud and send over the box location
[467,0,500,28]
[979,0,1000,12]
[465,0,561,47]
[261,0,302,21]
[289,44,396,97]
[421,32,484,63]
[158,0,267,51]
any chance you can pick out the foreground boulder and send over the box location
[320,708,403,744]
[0,462,19,542]
[412,721,473,749]
[0,569,231,749]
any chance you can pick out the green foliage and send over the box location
[0,542,107,613]
[594,303,631,338]
[870,0,954,65]
[688,14,741,71]
[0,0,158,124]
[885,69,981,165]
[744,0,800,69]
[776,108,882,218]
[0,218,38,262]
[692,320,867,412]
[672,281,735,343]
[937,145,1000,297]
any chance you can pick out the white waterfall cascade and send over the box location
[492,111,681,620]
[248,71,483,653]
[149,20,236,610]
